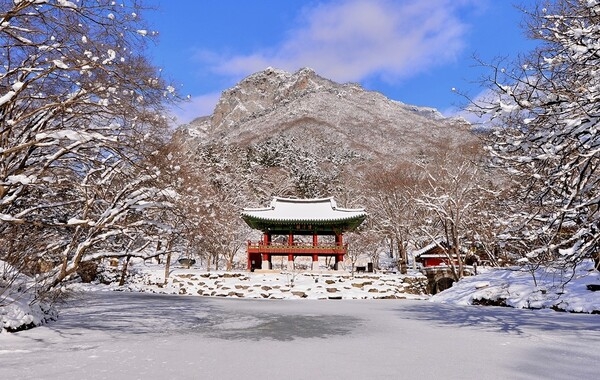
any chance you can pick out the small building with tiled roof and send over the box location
[241,197,367,271]
[412,239,451,268]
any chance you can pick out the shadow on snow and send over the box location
[48,292,361,342]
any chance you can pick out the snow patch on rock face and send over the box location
[1,299,57,333]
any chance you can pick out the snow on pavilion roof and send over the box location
[241,197,367,232]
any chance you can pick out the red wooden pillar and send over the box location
[247,241,251,270]
[287,233,294,270]
[263,233,271,245]
[261,252,271,270]
[263,232,270,270]
[311,233,319,270]
[335,233,343,246]
[334,233,344,270]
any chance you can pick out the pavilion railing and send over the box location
[247,241,347,255]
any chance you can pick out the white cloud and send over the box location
[444,88,497,125]
[202,0,478,84]
[168,92,221,124]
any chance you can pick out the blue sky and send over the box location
[145,0,538,123]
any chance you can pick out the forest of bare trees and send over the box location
[3,0,600,315]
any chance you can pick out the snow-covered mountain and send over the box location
[178,67,478,163]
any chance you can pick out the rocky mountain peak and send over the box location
[180,67,477,166]
[209,67,341,131]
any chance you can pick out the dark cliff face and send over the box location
[179,67,478,164]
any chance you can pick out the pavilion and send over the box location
[241,197,367,271]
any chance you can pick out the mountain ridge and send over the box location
[178,67,478,164]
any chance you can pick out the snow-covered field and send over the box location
[3,259,600,334]
[0,262,428,333]
[2,262,600,378]
[1,291,600,380]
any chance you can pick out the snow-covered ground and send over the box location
[1,291,600,380]
[432,260,600,313]
[1,260,426,332]
[3,259,600,334]
[0,260,58,332]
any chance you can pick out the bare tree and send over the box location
[0,0,179,293]
[416,150,497,281]
[365,162,423,273]
[472,0,600,271]
[344,230,378,277]
[201,170,252,271]
[165,140,253,271]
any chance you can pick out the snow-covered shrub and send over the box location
[1,261,58,333]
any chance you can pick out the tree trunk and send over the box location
[119,256,131,286]
[396,238,407,274]
[162,239,174,285]
[593,252,599,271]
[163,251,171,285]
[226,251,233,271]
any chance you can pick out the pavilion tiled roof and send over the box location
[241,197,367,231]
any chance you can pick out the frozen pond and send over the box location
[1,292,600,379]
